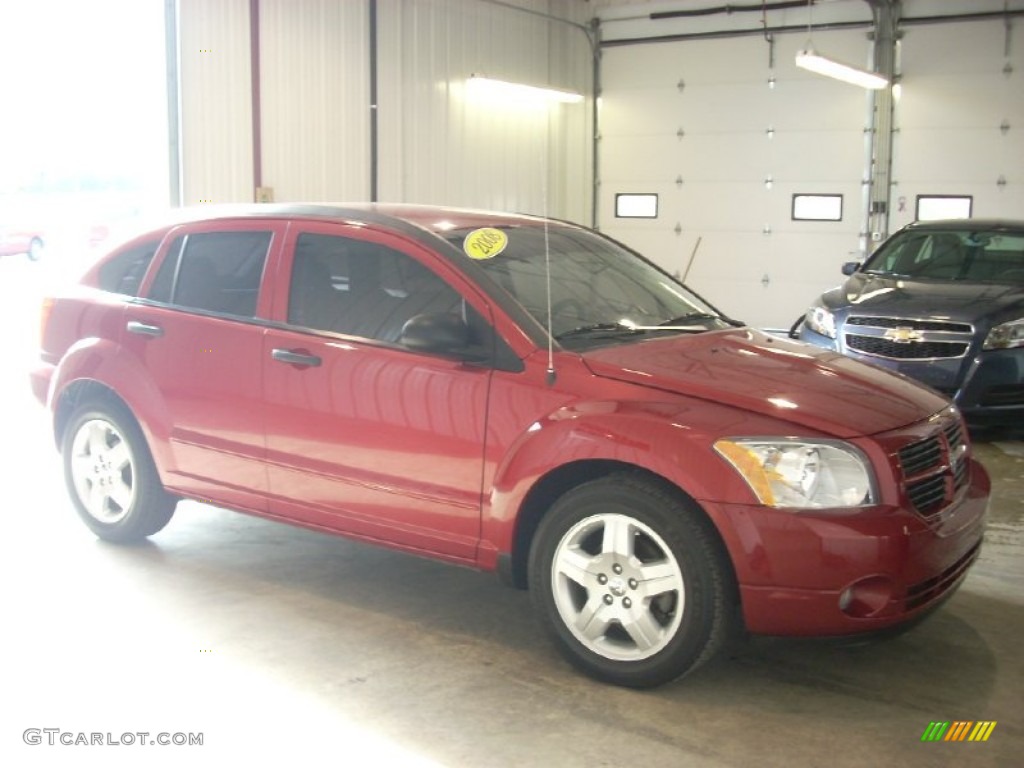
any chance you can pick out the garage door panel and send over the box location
[898,79,1006,130]
[766,84,867,132]
[895,129,1003,181]
[601,90,688,136]
[601,135,686,182]
[900,22,1017,74]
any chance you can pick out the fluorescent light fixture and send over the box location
[795,49,889,90]
[466,74,583,104]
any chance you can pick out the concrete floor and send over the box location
[2,255,1021,768]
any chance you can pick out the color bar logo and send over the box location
[921,721,997,742]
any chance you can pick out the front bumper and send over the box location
[709,459,990,637]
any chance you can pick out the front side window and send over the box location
[147,231,271,316]
[865,229,1024,283]
[445,226,732,348]
[287,233,465,344]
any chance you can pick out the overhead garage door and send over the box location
[598,30,877,330]
[890,18,1024,230]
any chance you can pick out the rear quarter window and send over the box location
[147,231,272,317]
[97,241,160,296]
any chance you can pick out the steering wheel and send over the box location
[551,298,587,320]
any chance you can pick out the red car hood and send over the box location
[581,328,948,438]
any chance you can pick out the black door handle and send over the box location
[271,348,322,367]
[126,320,163,337]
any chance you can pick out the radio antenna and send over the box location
[544,213,556,386]
[543,117,557,386]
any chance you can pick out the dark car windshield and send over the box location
[445,225,732,348]
[862,228,1024,283]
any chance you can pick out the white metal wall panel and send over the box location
[376,0,593,223]
[599,31,870,328]
[889,19,1024,230]
[259,0,370,202]
[178,0,254,205]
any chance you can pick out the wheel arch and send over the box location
[53,379,136,449]
[502,458,741,616]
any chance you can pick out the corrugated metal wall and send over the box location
[176,0,593,221]
[259,0,371,202]
[376,0,592,222]
[178,0,255,205]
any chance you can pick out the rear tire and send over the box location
[529,474,735,688]
[27,237,43,261]
[62,402,176,542]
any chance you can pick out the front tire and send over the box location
[529,474,735,688]
[62,403,176,542]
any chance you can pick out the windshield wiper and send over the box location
[658,312,720,326]
[555,322,647,341]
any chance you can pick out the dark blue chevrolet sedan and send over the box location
[799,219,1024,425]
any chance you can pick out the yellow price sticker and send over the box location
[463,228,508,260]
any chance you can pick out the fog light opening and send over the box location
[839,576,894,618]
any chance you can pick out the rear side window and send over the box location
[147,231,271,317]
[97,241,160,296]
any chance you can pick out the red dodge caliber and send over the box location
[31,204,989,687]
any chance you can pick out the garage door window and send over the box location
[792,194,843,222]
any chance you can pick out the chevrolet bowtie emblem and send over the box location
[884,327,924,343]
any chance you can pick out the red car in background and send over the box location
[0,225,44,260]
[30,204,989,687]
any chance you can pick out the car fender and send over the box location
[480,399,757,568]
[49,334,176,476]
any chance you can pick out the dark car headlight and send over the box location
[983,318,1024,350]
[805,305,837,339]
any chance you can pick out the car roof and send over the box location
[143,203,560,238]
[902,218,1024,232]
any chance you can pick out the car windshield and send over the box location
[862,228,1024,283]
[445,225,732,348]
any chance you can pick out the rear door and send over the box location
[261,221,493,560]
[122,219,282,511]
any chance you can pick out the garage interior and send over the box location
[1,0,1022,766]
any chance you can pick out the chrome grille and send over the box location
[846,316,973,333]
[896,411,971,521]
[847,336,968,359]
[844,315,973,361]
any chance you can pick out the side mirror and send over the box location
[399,312,472,356]
[841,261,861,276]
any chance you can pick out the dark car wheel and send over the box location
[62,403,176,542]
[529,474,735,688]
[27,237,44,261]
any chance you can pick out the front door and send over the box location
[261,222,492,560]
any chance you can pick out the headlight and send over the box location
[804,305,836,339]
[983,318,1024,350]
[714,438,876,509]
